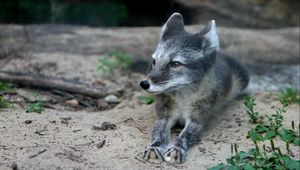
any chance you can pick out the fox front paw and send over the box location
[143,146,164,163]
[163,146,186,164]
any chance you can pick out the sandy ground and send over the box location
[0,25,299,170]
[0,91,299,170]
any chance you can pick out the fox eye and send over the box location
[152,59,156,65]
[170,61,182,68]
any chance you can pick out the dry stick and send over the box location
[28,149,47,159]
[0,71,115,98]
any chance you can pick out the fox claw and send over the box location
[143,146,164,163]
[163,146,185,164]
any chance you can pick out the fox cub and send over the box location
[140,13,249,163]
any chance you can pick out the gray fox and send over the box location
[140,13,249,163]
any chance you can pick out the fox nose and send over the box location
[140,80,150,90]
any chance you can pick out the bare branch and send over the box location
[0,71,117,98]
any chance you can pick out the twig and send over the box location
[28,149,47,159]
[0,71,118,98]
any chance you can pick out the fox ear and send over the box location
[161,13,185,40]
[200,20,220,53]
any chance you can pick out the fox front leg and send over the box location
[163,122,203,163]
[143,119,170,163]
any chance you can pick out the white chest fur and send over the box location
[168,90,193,126]
[167,73,214,127]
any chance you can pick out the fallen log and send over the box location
[0,71,115,98]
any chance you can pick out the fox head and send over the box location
[140,13,220,93]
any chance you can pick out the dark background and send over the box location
[0,0,299,28]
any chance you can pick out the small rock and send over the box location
[35,128,47,136]
[104,95,121,104]
[93,122,117,131]
[198,147,206,153]
[213,141,219,144]
[92,124,102,130]
[49,120,56,124]
[24,120,32,124]
[65,99,79,106]
[72,128,81,132]
[226,125,233,128]
[97,99,109,110]
[11,162,18,170]
[60,117,71,124]
[93,80,106,86]
[60,117,71,121]
[96,140,106,149]
[101,122,117,130]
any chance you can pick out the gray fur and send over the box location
[141,13,249,163]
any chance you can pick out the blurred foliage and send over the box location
[0,96,10,109]
[138,95,155,105]
[278,87,300,105]
[0,83,12,109]
[26,100,44,113]
[0,0,127,26]
[98,51,133,76]
[0,83,11,92]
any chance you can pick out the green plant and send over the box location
[243,96,260,123]
[138,95,155,105]
[98,51,133,75]
[26,100,44,113]
[0,96,10,109]
[278,87,300,105]
[209,94,300,170]
[0,83,12,109]
[0,82,11,91]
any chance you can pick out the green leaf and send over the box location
[257,158,265,167]
[26,101,44,113]
[237,151,249,160]
[279,128,295,143]
[98,51,133,76]
[0,96,10,109]
[248,129,264,141]
[0,82,11,91]
[282,155,300,170]
[242,163,255,170]
[137,95,154,105]
[109,51,133,66]
[265,130,276,140]
[208,163,226,170]
[227,165,240,170]
[226,158,235,166]
[255,124,269,133]
[293,137,300,146]
[278,87,300,105]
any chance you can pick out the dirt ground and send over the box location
[0,90,299,170]
[0,25,299,170]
